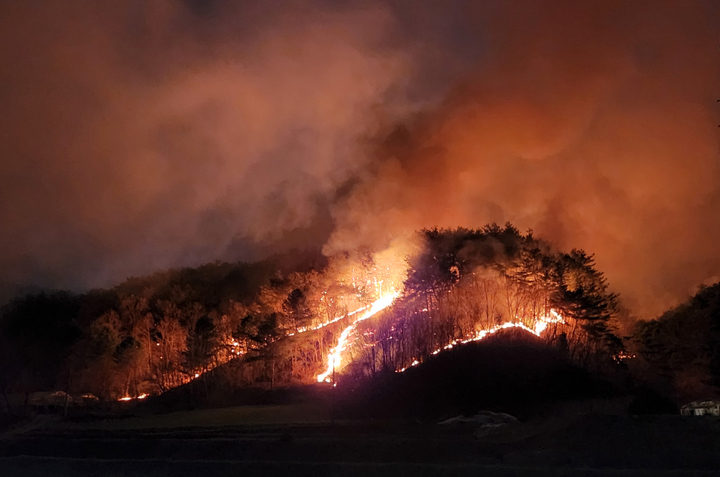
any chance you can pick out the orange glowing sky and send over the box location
[1,0,719,317]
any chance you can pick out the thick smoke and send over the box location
[0,1,411,289]
[327,0,720,317]
[1,1,719,317]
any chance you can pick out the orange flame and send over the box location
[317,291,399,382]
[118,392,150,402]
[399,310,565,372]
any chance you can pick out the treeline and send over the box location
[0,248,394,402]
[0,258,285,402]
[0,225,630,404]
[344,225,624,379]
[633,283,720,400]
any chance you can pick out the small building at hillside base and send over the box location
[681,400,720,416]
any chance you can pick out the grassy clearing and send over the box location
[66,402,331,430]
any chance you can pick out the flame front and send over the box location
[399,309,565,372]
[317,291,399,383]
[316,299,564,380]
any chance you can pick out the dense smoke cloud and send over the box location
[1,1,719,317]
[327,0,720,316]
[0,0,411,289]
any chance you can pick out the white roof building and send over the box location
[681,400,720,416]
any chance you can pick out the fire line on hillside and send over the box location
[317,291,400,383]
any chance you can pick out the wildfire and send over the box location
[399,310,565,372]
[613,351,636,362]
[288,303,373,336]
[317,291,399,382]
[117,393,149,402]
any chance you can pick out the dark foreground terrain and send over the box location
[1,336,717,476]
[2,404,720,477]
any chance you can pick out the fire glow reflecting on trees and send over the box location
[399,310,565,372]
[314,298,565,382]
[316,292,399,382]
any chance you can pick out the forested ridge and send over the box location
[633,283,720,400]
[2,224,708,407]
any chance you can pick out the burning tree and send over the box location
[344,225,623,378]
[0,228,623,401]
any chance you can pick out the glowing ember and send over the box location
[118,393,150,401]
[613,351,636,362]
[317,292,399,382]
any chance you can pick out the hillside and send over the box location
[0,225,626,406]
[337,328,620,421]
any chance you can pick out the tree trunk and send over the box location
[271,358,275,391]
[63,374,72,417]
[2,389,13,414]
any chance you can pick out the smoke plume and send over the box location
[1,0,719,317]
[326,0,720,317]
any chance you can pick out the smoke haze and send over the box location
[1,0,719,317]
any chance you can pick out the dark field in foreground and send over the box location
[336,330,620,421]
[1,336,703,476]
[3,404,720,476]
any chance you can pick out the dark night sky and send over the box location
[1,0,719,317]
